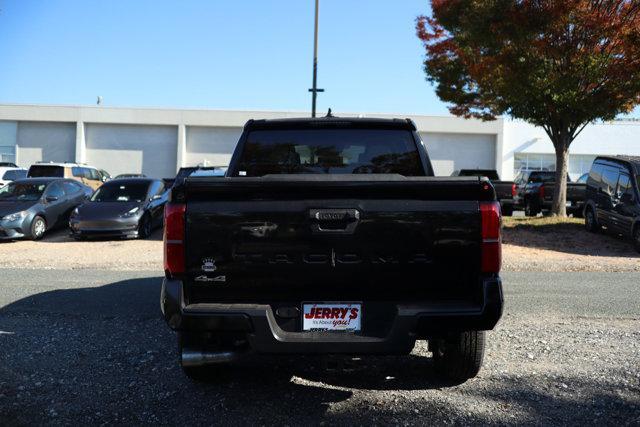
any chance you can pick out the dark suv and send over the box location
[584,156,640,252]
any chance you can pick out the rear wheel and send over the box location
[633,226,640,253]
[524,200,539,217]
[585,207,601,233]
[501,205,513,217]
[431,331,485,382]
[30,216,46,240]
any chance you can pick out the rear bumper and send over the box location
[160,277,503,354]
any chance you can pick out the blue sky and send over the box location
[0,0,447,114]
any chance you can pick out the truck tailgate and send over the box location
[182,176,494,303]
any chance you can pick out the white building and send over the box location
[0,103,638,180]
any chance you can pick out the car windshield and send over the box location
[28,165,65,178]
[0,182,46,201]
[236,129,424,176]
[91,182,149,202]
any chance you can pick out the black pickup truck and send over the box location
[452,170,516,216]
[514,171,586,216]
[161,117,503,382]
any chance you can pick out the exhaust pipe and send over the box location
[181,348,245,368]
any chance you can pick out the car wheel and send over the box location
[585,207,601,233]
[30,216,47,240]
[431,331,485,383]
[524,200,539,217]
[501,205,513,217]
[633,226,640,254]
[138,214,152,239]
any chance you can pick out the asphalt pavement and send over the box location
[0,270,639,425]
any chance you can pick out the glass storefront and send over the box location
[514,153,597,181]
[0,146,16,164]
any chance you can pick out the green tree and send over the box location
[417,0,640,216]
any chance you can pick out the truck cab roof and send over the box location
[595,156,640,175]
[244,116,417,131]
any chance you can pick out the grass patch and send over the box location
[502,216,583,230]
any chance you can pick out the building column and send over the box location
[75,121,86,164]
[495,119,506,179]
[176,124,187,172]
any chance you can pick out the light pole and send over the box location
[308,0,324,117]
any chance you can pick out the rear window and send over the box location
[2,169,27,181]
[458,170,499,180]
[528,172,558,183]
[28,165,65,178]
[235,129,424,176]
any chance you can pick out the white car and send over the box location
[0,167,27,188]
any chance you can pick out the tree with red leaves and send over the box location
[417,0,640,216]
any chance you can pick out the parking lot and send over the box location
[0,269,638,425]
[1,218,638,273]
[0,220,639,425]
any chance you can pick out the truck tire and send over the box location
[431,331,485,382]
[584,207,601,233]
[571,205,584,218]
[524,200,540,217]
[501,205,513,217]
[633,225,640,254]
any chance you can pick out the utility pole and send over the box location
[308,0,324,117]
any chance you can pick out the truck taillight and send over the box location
[539,185,545,200]
[511,183,517,197]
[164,203,186,276]
[480,201,501,274]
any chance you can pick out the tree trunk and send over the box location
[550,141,570,217]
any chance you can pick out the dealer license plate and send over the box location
[302,303,362,332]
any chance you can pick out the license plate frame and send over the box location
[301,302,362,332]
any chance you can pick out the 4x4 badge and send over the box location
[201,258,217,272]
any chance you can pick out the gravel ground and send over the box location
[502,217,640,272]
[0,222,638,272]
[0,229,163,271]
[0,270,638,425]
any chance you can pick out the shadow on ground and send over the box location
[1,276,638,425]
[503,220,639,258]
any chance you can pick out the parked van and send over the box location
[27,162,105,191]
[584,156,640,252]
